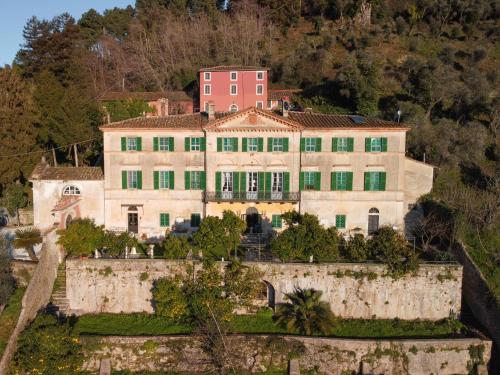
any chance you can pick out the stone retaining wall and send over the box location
[66,259,462,320]
[82,335,491,375]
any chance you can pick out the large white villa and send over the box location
[30,106,433,238]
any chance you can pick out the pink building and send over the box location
[199,66,269,113]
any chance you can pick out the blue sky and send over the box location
[0,0,135,66]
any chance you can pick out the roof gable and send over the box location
[204,107,303,132]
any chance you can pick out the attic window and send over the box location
[249,113,257,124]
[62,185,81,196]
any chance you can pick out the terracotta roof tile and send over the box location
[31,163,103,181]
[199,65,270,72]
[288,112,408,129]
[268,89,302,101]
[99,91,192,102]
[52,196,81,212]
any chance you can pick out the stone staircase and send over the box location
[242,234,272,261]
[50,263,70,316]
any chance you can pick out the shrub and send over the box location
[57,218,105,256]
[12,314,82,374]
[162,234,191,259]
[270,212,341,261]
[344,233,369,261]
[152,276,189,321]
[369,226,420,278]
[0,237,15,307]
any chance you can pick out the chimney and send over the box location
[208,102,215,120]
[281,100,290,117]
[159,98,169,116]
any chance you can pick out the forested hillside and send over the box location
[0,0,498,295]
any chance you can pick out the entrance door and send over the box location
[128,212,139,233]
[368,208,379,235]
[245,207,261,233]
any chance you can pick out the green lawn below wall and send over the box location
[75,309,468,339]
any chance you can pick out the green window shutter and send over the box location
[232,138,238,152]
[283,138,289,152]
[336,215,346,229]
[332,138,338,152]
[153,137,159,151]
[168,137,174,151]
[137,171,142,189]
[217,138,222,152]
[347,138,354,152]
[381,137,388,152]
[365,138,371,152]
[364,172,371,191]
[258,172,265,192]
[265,172,272,192]
[242,138,248,152]
[233,172,240,192]
[169,171,174,189]
[200,137,206,151]
[283,172,290,192]
[185,171,191,190]
[347,172,353,191]
[200,171,206,190]
[122,171,127,189]
[258,138,264,152]
[331,172,337,191]
[154,171,159,190]
[315,172,321,191]
[240,172,246,192]
[160,213,170,227]
[121,137,126,151]
[300,138,305,152]
[184,137,190,151]
[267,137,273,152]
[272,215,282,228]
[215,172,221,192]
[299,172,304,191]
[380,172,386,191]
[136,137,142,151]
[316,138,322,152]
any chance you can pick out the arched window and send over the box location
[62,185,81,196]
[229,104,238,112]
[368,207,379,234]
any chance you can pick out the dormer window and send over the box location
[230,71,237,81]
[63,185,81,196]
[204,72,211,81]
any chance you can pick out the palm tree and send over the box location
[274,288,336,336]
[13,228,42,262]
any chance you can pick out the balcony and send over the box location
[203,191,300,203]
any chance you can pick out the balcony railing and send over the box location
[203,191,300,202]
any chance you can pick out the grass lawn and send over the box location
[0,287,25,357]
[75,309,466,339]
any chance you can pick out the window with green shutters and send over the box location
[185,171,205,190]
[122,170,142,189]
[268,137,288,152]
[364,172,386,191]
[155,137,173,151]
[243,137,261,152]
[160,213,170,227]
[365,137,387,152]
[332,137,353,152]
[121,137,142,151]
[185,137,205,152]
[301,137,321,152]
[191,213,201,227]
[154,171,174,190]
[331,172,353,191]
[335,215,346,229]
[219,137,238,152]
[301,171,320,191]
[272,214,282,228]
